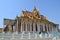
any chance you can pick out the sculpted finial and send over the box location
[33,6,37,12]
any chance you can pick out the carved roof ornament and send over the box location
[33,6,38,14]
[20,7,54,24]
[20,6,41,20]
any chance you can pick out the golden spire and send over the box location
[33,6,38,13]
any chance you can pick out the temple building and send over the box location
[3,7,59,38]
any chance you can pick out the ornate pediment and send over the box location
[20,7,56,25]
[21,7,41,20]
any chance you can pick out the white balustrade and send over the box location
[0,32,60,40]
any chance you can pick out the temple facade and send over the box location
[3,7,59,38]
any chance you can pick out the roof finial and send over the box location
[34,6,37,11]
[33,6,38,11]
[32,6,38,13]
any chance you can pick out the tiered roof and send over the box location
[21,7,43,20]
[19,7,57,26]
[4,7,57,27]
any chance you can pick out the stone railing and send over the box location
[0,32,60,40]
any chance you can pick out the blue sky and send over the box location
[0,0,60,29]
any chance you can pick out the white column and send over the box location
[39,24,40,33]
[43,24,45,31]
[34,23,36,32]
[49,24,50,32]
[16,19,18,33]
[46,24,48,32]
[47,25,49,33]
[38,24,40,33]
[49,24,52,33]
[29,23,30,32]
[37,23,39,33]
[26,23,27,32]
[30,23,32,32]
[9,25,11,32]
[28,23,30,32]
[33,23,36,32]
[37,24,38,32]
[21,22,22,32]
[22,22,24,32]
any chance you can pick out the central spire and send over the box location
[32,6,40,18]
[33,6,38,13]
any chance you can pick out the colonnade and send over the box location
[16,20,52,33]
